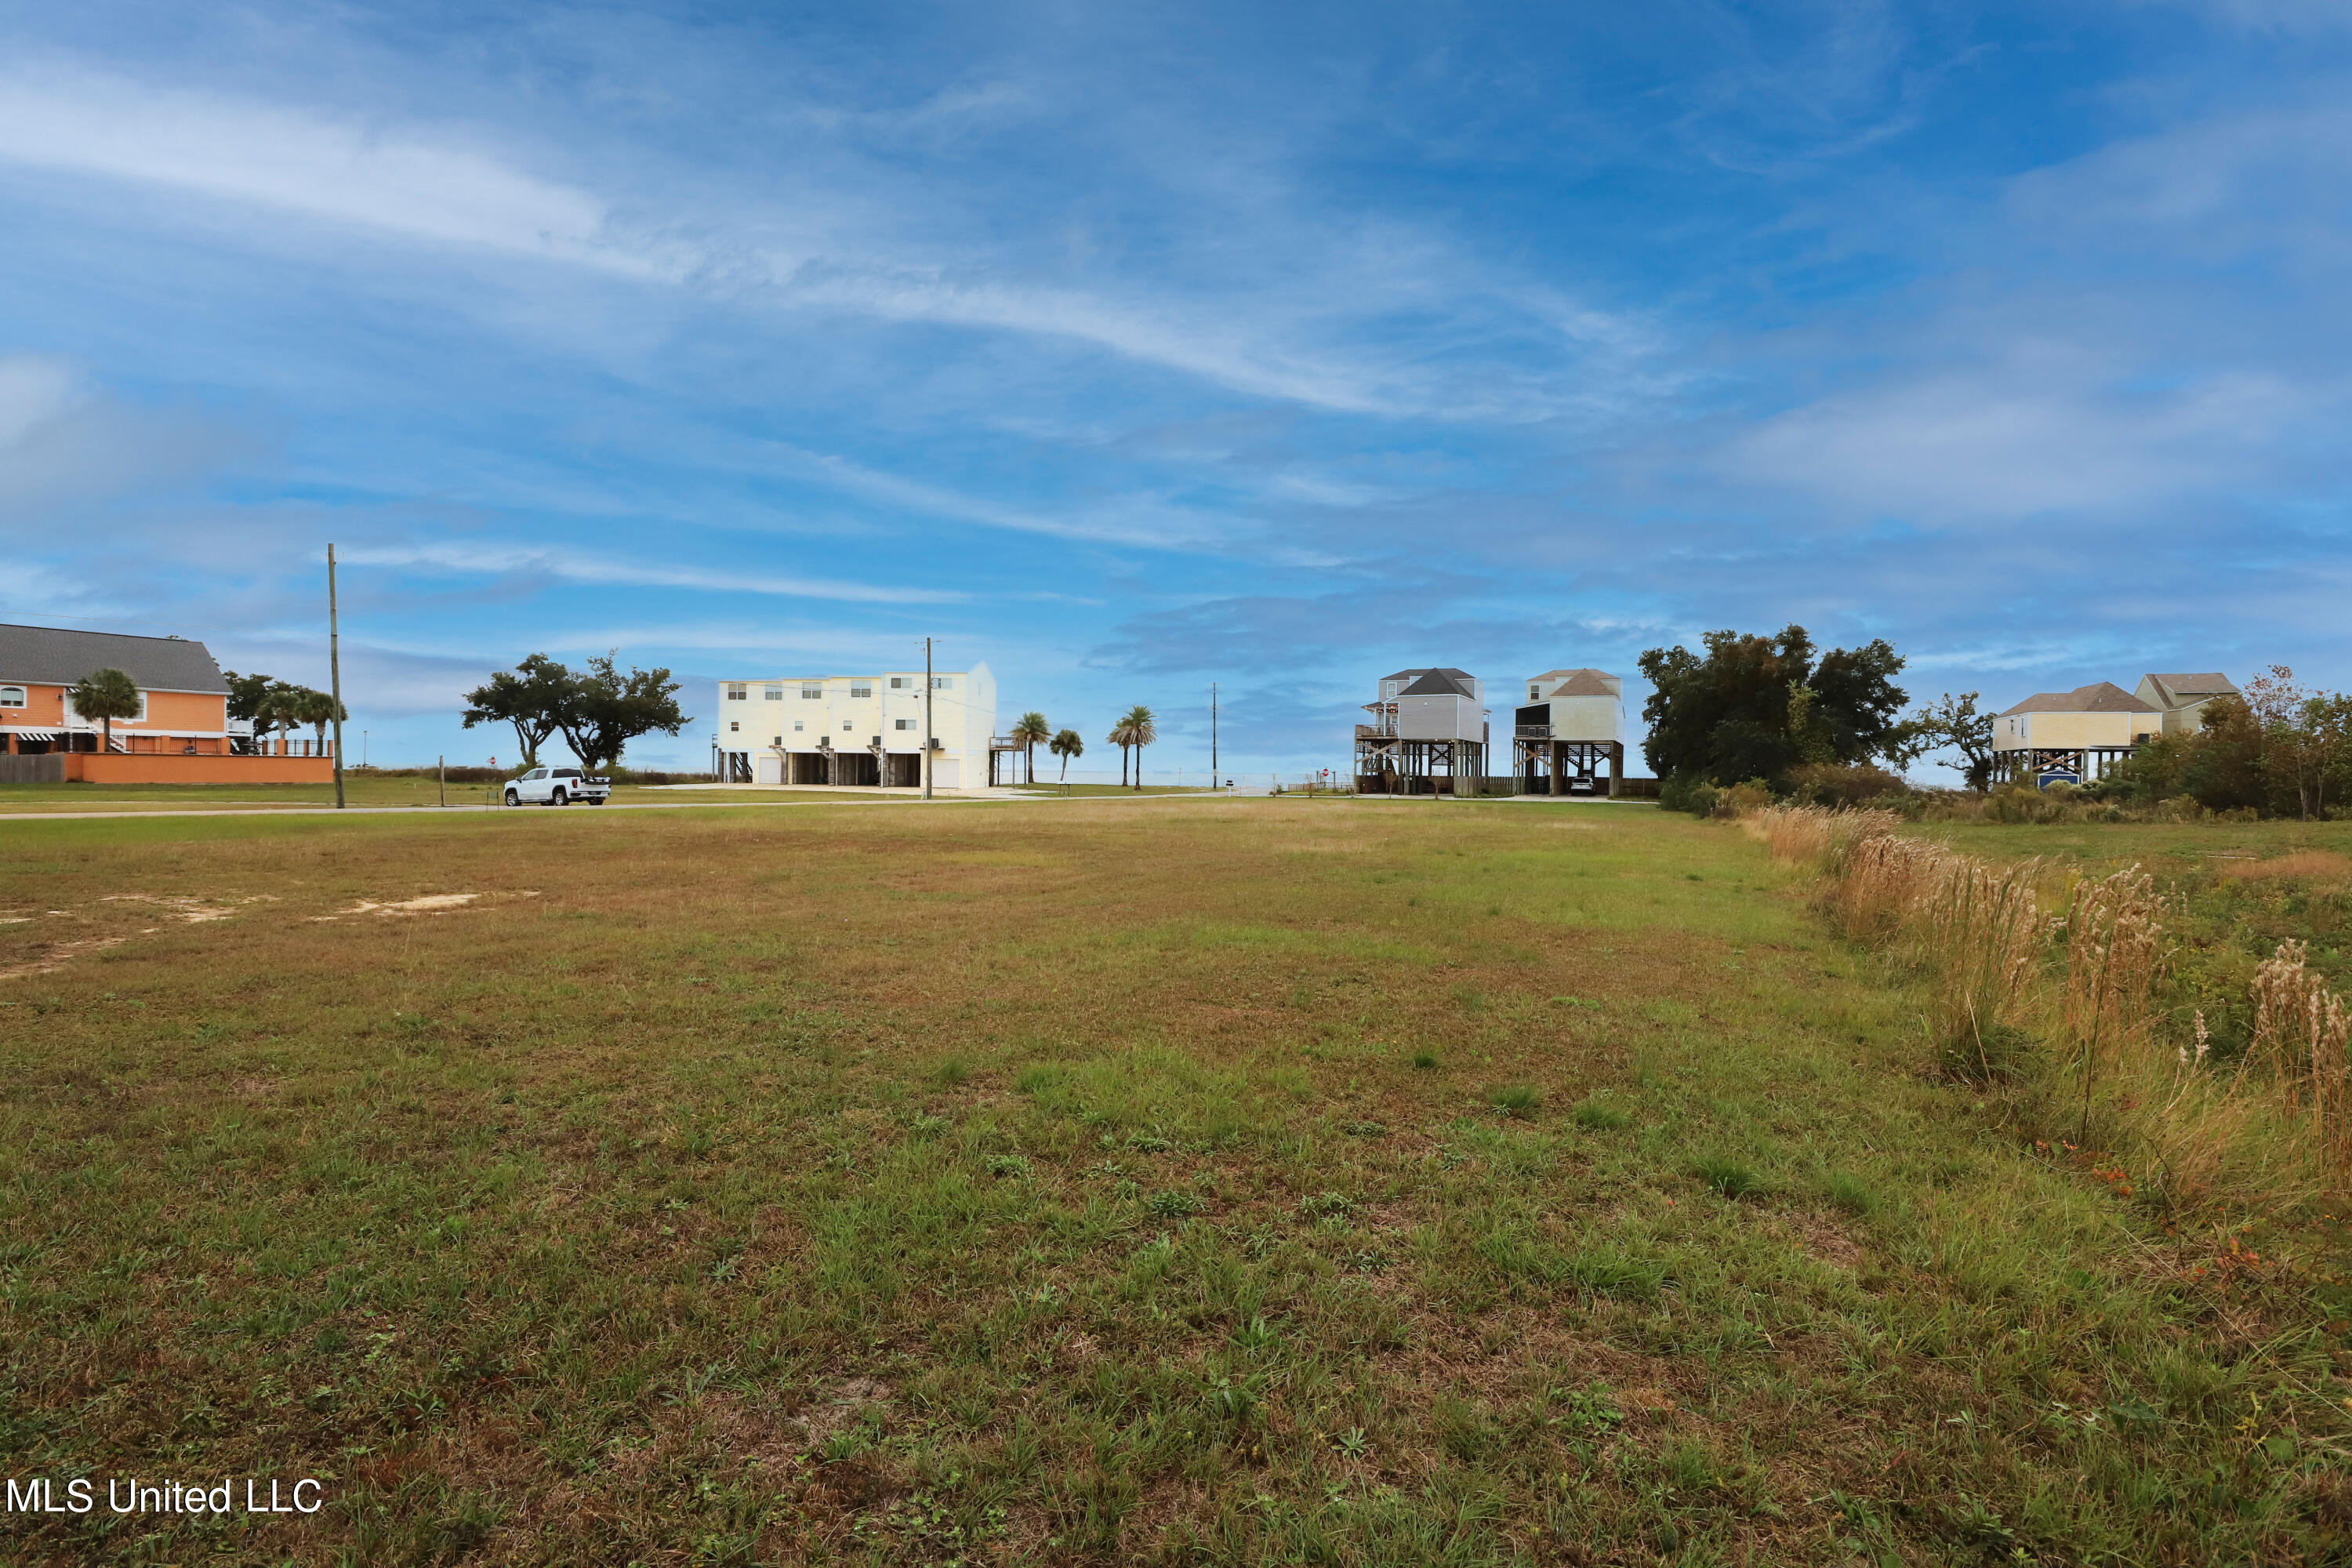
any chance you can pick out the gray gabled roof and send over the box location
[0,623,229,694]
[1999,681,2158,718]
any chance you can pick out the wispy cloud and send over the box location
[768,445,1226,548]
[0,64,682,276]
[342,542,962,604]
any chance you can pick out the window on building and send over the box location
[772,735,782,746]
[890,677,907,689]
[729,720,739,732]
[840,719,852,731]
[802,684,822,699]
[1529,685,1540,700]
[0,686,22,707]
[851,684,872,698]
[895,717,913,731]
[727,684,747,700]
[932,676,953,690]
[764,686,782,700]
[793,720,804,732]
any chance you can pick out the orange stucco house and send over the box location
[0,622,334,784]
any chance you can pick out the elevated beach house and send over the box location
[1512,668,1626,796]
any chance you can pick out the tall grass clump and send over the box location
[1744,803,1900,875]
[1744,802,2352,1214]
[2248,940,2352,1178]
[1918,854,2043,1080]
[1830,829,1951,942]
[2061,866,2167,1143]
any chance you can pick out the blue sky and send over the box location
[2,0,2347,776]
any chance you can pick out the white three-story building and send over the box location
[714,664,997,788]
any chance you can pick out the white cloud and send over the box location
[0,63,1650,423]
[766,444,1225,549]
[0,64,678,277]
[343,542,963,605]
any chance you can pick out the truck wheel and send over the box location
[503,788,519,807]
[552,787,567,806]
[590,797,606,805]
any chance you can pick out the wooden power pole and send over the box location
[328,543,347,810]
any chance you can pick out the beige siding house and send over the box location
[2134,673,2241,735]
[1513,668,1626,794]
[1991,682,2163,783]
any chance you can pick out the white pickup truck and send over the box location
[503,765,611,807]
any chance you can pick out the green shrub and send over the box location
[1711,779,1773,818]
[1659,774,1720,817]
[1788,761,1911,808]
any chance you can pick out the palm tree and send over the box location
[252,681,306,755]
[1049,728,1083,789]
[67,667,141,753]
[1012,710,1051,784]
[1105,717,1134,786]
[1120,704,1156,789]
[295,688,347,760]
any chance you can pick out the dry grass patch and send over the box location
[1,798,2347,1565]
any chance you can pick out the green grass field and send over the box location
[4,798,2349,1564]
[0,779,953,814]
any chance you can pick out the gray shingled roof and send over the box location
[1999,681,2158,718]
[0,623,228,693]
[2145,673,2238,698]
[1399,669,1476,698]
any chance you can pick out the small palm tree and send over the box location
[253,681,305,754]
[295,688,347,758]
[1050,728,1083,789]
[1120,704,1156,789]
[67,667,141,753]
[1012,710,1051,784]
[1105,717,1134,786]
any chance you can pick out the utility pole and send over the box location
[1210,682,1218,791]
[328,543,347,810]
[923,636,934,800]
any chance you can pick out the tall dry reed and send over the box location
[2061,866,2167,1144]
[1746,801,2348,1207]
[1918,855,2043,1077]
[2249,940,2352,1178]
